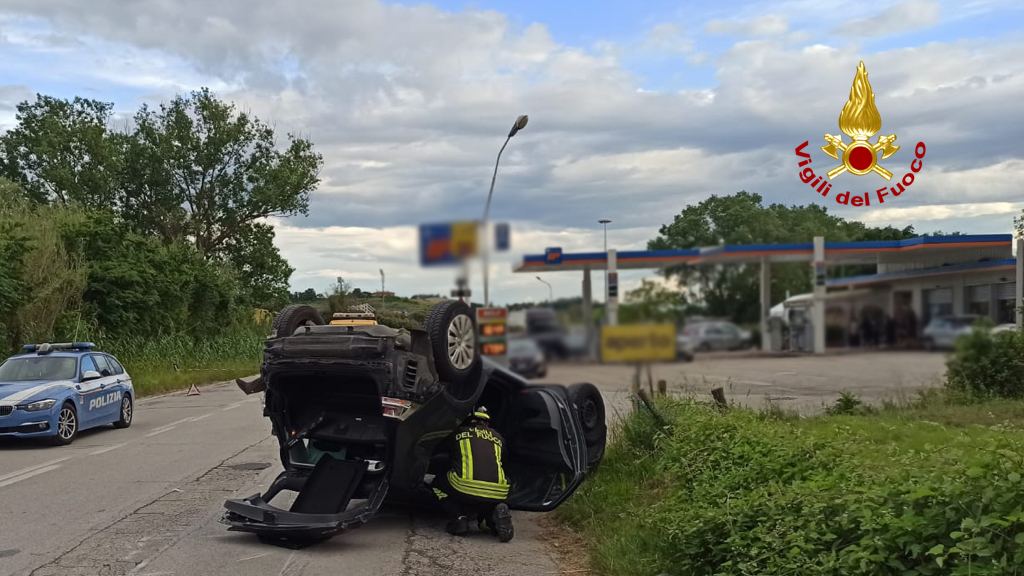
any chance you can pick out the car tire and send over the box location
[425,300,481,390]
[697,342,711,352]
[568,383,606,470]
[272,304,325,338]
[113,394,133,429]
[48,402,78,446]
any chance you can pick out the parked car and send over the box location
[0,342,134,445]
[683,321,752,352]
[991,323,1018,335]
[676,331,695,361]
[223,302,606,545]
[507,338,547,378]
[524,308,569,359]
[921,315,981,349]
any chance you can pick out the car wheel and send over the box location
[425,300,482,391]
[697,342,711,352]
[568,383,606,470]
[113,394,133,429]
[272,304,325,338]
[49,402,78,446]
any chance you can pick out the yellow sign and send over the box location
[451,221,479,258]
[600,324,676,364]
[821,61,900,181]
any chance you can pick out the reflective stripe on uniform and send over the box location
[494,443,505,485]
[447,471,510,500]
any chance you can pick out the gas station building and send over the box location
[515,234,1024,353]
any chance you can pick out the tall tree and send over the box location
[121,88,323,256]
[0,95,122,205]
[649,191,916,323]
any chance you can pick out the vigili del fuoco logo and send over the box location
[795,61,926,208]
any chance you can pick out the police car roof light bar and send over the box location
[21,342,96,354]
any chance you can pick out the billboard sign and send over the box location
[419,221,479,266]
[600,324,676,363]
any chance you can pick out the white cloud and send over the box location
[0,1,1021,302]
[706,15,789,37]
[836,0,942,37]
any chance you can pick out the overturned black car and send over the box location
[222,300,606,545]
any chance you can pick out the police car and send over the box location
[0,342,134,445]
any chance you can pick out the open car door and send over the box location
[494,379,589,511]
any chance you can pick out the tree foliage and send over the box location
[0,89,320,312]
[649,191,916,323]
[0,95,122,205]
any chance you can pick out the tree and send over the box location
[0,95,122,205]
[121,88,322,256]
[649,192,917,323]
[619,279,697,324]
[220,222,293,309]
[328,276,352,313]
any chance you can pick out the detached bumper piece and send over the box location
[222,455,388,547]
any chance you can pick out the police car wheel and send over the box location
[113,394,133,429]
[48,402,78,446]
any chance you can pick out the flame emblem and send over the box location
[821,61,899,180]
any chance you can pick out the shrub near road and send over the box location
[561,399,1024,576]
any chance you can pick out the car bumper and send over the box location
[0,406,58,437]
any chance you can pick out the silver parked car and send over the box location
[921,315,981,350]
[682,321,752,352]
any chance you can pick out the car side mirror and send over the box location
[81,370,102,381]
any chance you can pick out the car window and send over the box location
[0,356,78,381]
[105,355,125,375]
[80,355,97,377]
[92,354,112,376]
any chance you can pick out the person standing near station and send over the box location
[432,407,514,542]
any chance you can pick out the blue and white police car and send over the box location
[0,342,134,445]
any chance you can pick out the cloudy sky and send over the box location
[0,0,1021,304]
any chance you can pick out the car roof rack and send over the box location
[22,342,96,355]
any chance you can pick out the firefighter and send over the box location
[432,406,514,542]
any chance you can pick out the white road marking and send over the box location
[237,552,269,562]
[145,417,196,437]
[0,464,62,488]
[89,442,126,456]
[188,413,213,422]
[221,401,247,412]
[0,457,70,484]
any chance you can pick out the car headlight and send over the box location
[18,399,56,412]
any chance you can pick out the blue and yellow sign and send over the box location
[419,221,479,266]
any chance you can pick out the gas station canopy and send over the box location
[515,234,1013,272]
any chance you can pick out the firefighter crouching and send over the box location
[432,407,514,542]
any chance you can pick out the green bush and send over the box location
[561,399,1024,576]
[946,326,1024,399]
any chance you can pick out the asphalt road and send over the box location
[543,350,948,416]
[0,382,562,576]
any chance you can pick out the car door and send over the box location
[502,384,586,512]
[705,324,725,350]
[81,354,120,425]
[104,354,132,404]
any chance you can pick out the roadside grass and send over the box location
[101,325,266,396]
[560,394,1024,576]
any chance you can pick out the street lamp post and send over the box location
[536,276,553,303]
[379,268,385,311]
[598,219,612,312]
[482,114,529,306]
